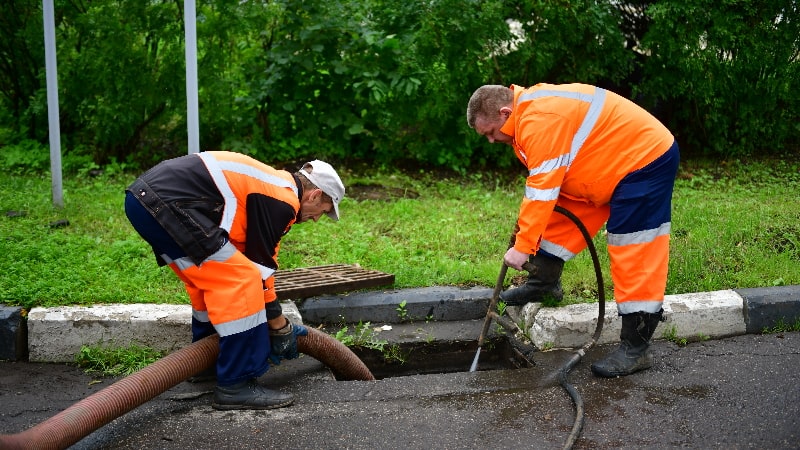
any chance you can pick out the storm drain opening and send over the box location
[342,337,534,380]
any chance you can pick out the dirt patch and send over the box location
[348,183,420,202]
[753,224,800,260]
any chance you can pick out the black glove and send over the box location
[269,322,308,365]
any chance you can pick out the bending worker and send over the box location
[467,83,679,377]
[124,151,345,408]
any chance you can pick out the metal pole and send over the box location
[42,0,63,208]
[184,0,200,154]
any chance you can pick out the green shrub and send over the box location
[0,140,50,174]
[638,0,800,157]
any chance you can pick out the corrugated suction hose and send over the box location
[0,327,374,450]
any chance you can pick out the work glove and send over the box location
[268,322,308,365]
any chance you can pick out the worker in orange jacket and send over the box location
[125,151,344,408]
[467,83,680,377]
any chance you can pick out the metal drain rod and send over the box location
[469,231,533,373]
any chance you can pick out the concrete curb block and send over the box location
[737,286,800,333]
[24,302,303,363]
[27,304,192,362]
[0,305,27,361]
[299,286,493,324]
[522,290,748,349]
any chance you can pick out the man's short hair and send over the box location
[466,85,513,128]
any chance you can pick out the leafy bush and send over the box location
[638,0,800,157]
[0,0,797,170]
[0,140,50,174]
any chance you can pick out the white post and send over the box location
[184,0,200,154]
[42,0,63,208]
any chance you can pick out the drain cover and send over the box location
[274,264,395,300]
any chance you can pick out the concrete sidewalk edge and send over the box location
[2,285,799,362]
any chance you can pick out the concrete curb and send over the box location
[299,286,494,323]
[0,306,27,361]
[2,285,799,362]
[518,290,748,349]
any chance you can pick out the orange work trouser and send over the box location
[168,242,272,386]
[538,142,679,314]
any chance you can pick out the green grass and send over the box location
[333,321,389,351]
[75,343,164,376]
[1,157,798,311]
[761,317,800,334]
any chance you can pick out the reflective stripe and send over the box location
[530,154,570,177]
[516,146,527,163]
[253,261,276,283]
[198,152,237,232]
[207,241,238,262]
[197,153,299,233]
[571,88,605,169]
[171,242,237,271]
[193,309,210,323]
[517,86,607,169]
[608,222,671,246]
[215,309,267,337]
[525,154,569,201]
[525,186,561,202]
[539,240,576,261]
[617,301,663,315]
[216,160,297,194]
[519,89,595,103]
[172,256,195,271]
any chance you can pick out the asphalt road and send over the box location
[1,331,798,449]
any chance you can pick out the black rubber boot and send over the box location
[591,309,664,378]
[499,253,564,306]
[212,378,294,410]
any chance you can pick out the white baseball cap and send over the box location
[300,160,345,221]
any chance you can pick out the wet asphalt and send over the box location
[2,330,798,449]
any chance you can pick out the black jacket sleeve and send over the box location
[243,193,297,270]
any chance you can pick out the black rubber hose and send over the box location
[552,205,605,450]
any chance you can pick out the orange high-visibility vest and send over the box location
[197,151,301,302]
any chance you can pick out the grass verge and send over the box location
[1,157,798,310]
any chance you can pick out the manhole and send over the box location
[344,337,534,380]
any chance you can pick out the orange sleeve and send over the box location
[262,240,281,304]
[512,112,574,255]
[263,276,277,303]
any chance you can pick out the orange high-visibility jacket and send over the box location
[499,83,674,255]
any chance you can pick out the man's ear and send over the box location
[499,106,512,120]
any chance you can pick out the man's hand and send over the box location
[268,322,309,365]
[503,247,530,271]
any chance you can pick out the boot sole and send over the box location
[211,398,294,410]
[187,375,217,383]
[590,361,652,378]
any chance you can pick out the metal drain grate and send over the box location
[274,264,395,300]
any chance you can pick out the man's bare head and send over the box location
[466,85,513,128]
[467,85,514,145]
